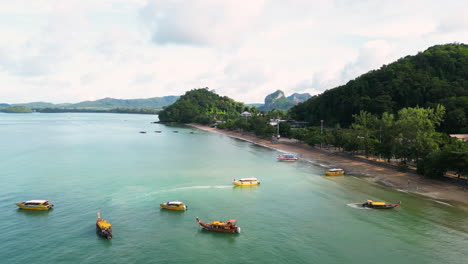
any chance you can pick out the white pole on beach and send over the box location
[320,120,324,148]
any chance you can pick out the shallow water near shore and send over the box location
[0,113,467,264]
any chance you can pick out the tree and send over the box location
[394,105,445,162]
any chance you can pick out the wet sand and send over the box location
[189,123,468,207]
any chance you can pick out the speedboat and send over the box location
[362,200,400,209]
[15,200,54,210]
[96,212,112,239]
[325,168,345,176]
[232,178,260,186]
[277,154,298,161]
[196,217,240,233]
[160,201,187,211]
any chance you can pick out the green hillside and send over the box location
[290,44,468,133]
[158,88,250,123]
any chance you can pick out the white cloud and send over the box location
[0,0,468,104]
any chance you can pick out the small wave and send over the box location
[347,203,370,209]
[427,199,453,207]
[144,185,232,196]
[396,189,409,193]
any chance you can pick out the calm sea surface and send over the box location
[0,113,467,264]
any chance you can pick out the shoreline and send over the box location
[188,123,468,207]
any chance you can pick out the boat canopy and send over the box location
[328,168,344,172]
[25,200,48,204]
[97,220,112,228]
[167,201,183,205]
[239,178,258,181]
[227,219,237,223]
[371,202,386,205]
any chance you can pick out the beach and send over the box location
[189,123,468,207]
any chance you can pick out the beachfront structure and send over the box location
[450,134,468,141]
[241,111,252,118]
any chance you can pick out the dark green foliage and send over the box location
[290,44,468,133]
[158,88,248,123]
[1,105,33,113]
[417,138,468,178]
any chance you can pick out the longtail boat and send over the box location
[362,200,400,209]
[96,212,112,239]
[325,168,345,176]
[196,217,240,234]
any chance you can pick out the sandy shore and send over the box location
[189,123,468,207]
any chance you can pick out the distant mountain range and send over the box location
[0,96,179,110]
[256,90,311,111]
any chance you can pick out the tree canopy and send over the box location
[158,88,251,123]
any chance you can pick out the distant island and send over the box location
[251,90,311,111]
[0,105,33,113]
[0,95,179,115]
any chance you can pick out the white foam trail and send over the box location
[144,185,232,196]
[428,199,453,207]
[347,203,370,209]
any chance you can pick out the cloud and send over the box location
[1,0,468,104]
[139,0,265,46]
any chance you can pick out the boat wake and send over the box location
[347,203,370,209]
[427,199,453,207]
[144,185,232,196]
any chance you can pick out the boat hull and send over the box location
[15,203,53,211]
[232,181,260,186]
[96,221,112,239]
[325,171,345,176]
[196,218,240,234]
[363,203,400,209]
[160,204,187,211]
[277,158,298,162]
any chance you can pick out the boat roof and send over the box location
[227,219,237,222]
[167,201,184,205]
[328,168,344,171]
[25,200,48,203]
[239,178,258,181]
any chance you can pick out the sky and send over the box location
[0,0,467,104]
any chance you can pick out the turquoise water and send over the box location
[0,113,467,264]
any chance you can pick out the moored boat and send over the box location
[160,201,187,211]
[325,168,345,176]
[362,200,400,209]
[232,178,260,186]
[15,200,54,210]
[96,212,112,239]
[277,154,298,161]
[196,217,240,233]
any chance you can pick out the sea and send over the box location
[0,113,466,264]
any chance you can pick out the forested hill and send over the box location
[290,44,468,133]
[258,90,311,111]
[0,96,179,110]
[158,88,250,123]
